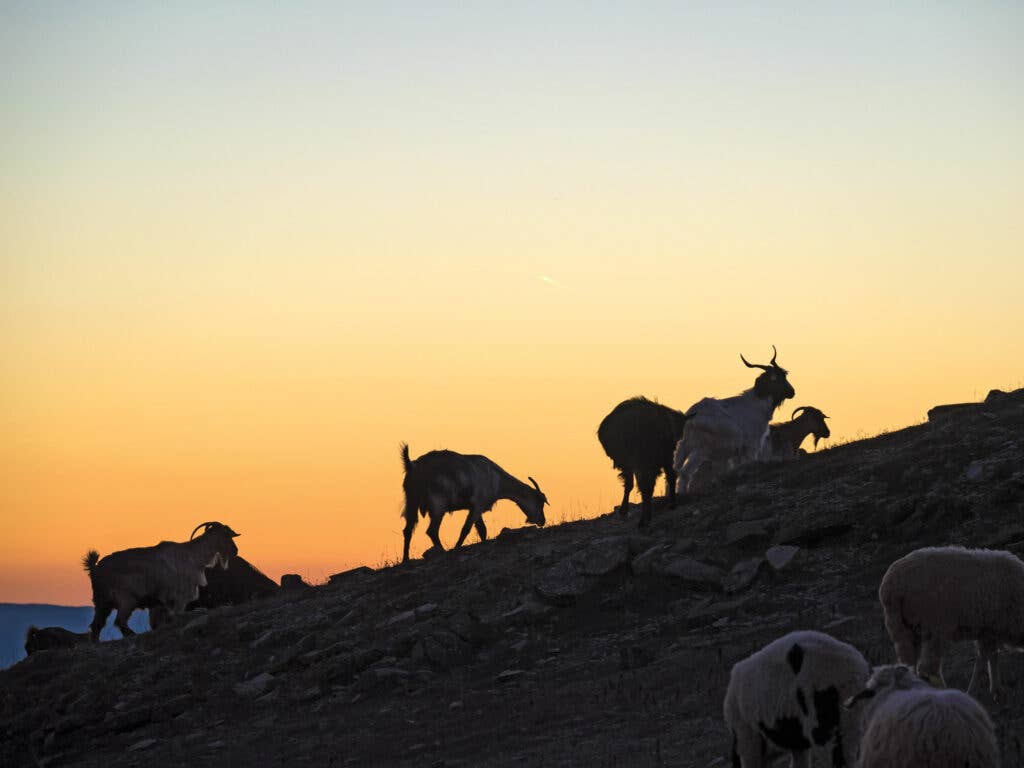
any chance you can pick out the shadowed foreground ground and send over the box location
[3,389,1024,767]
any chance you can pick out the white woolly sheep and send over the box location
[845,664,999,768]
[879,545,1024,696]
[724,630,869,768]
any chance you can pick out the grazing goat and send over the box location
[766,406,830,461]
[597,396,687,528]
[400,443,547,563]
[149,554,277,629]
[673,346,795,495]
[24,626,90,656]
[83,522,239,640]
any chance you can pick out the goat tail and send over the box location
[400,442,412,474]
[82,549,100,574]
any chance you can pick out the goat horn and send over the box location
[528,476,542,493]
[791,406,808,420]
[190,522,218,540]
[740,353,771,372]
[769,345,778,366]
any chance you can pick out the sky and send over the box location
[2,2,1022,604]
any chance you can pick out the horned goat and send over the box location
[724,629,868,768]
[879,545,1024,696]
[766,406,830,461]
[846,664,999,768]
[674,346,795,495]
[597,396,687,528]
[82,521,239,640]
[24,626,90,656]
[400,443,547,563]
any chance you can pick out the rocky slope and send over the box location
[3,388,1023,767]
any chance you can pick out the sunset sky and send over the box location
[3,3,1022,604]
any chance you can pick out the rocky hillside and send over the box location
[3,388,1023,768]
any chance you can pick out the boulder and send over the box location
[723,558,763,594]
[535,559,595,602]
[726,520,773,547]
[765,545,800,572]
[280,574,312,591]
[234,672,275,698]
[655,557,724,590]
[631,544,670,576]
[571,537,631,576]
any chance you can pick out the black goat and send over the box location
[148,554,279,629]
[24,625,90,655]
[598,396,687,527]
[400,443,548,563]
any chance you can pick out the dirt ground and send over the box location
[3,389,1023,767]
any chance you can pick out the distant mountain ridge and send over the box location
[0,604,149,668]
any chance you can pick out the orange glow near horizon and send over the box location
[2,3,1023,604]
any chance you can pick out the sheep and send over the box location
[845,664,999,768]
[674,346,795,495]
[879,544,1024,697]
[24,626,90,656]
[766,406,830,461]
[82,521,239,641]
[724,630,868,768]
[148,553,278,629]
[597,396,687,528]
[400,443,547,563]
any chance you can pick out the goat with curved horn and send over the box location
[399,444,548,562]
[82,522,240,640]
[674,346,795,493]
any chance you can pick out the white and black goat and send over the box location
[766,406,830,461]
[598,396,687,528]
[673,346,795,495]
[82,521,239,640]
[400,444,548,563]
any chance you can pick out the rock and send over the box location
[414,603,438,618]
[128,738,157,752]
[927,402,977,421]
[447,611,494,644]
[670,538,695,554]
[250,630,278,649]
[281,574,311,591]
[963,460,986,483]
[103,706,152,732]
[378,610,417,629]
[355,666,410,693]
[725,520,773,547]
[628,535,658,555]
[234,672,275,698]
[631,544,670,575]
[182,614,209,634]
[422,545,445,560]
[983,524,1024,549]
[497,669,524,684]
[655,557,724,590]
[328,566,374,585]
[776,518,852,547]
[723,558,763,594]
[765,545,800,572]
[571,537,631,576]
[535,558,595,602]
